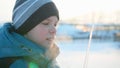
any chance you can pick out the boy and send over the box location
[0,0,60,68]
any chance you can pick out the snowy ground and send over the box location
[56,39,120,68]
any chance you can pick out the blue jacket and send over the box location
[0,23,59,68]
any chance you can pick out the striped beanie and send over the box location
[12,0,59,35]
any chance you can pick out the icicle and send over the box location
[83,24,94,68]
[83,12,95,68]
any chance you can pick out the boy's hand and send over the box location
[45,44,60,60]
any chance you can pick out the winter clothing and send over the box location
[0,23,59,68]
[12,0,59,35]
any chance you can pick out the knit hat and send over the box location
[12,0,59,35]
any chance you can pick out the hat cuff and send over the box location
[15,2,59,35]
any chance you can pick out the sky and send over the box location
[0,0,120,22]
[53,0,120,19]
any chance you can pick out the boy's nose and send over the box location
[49,25,56,34]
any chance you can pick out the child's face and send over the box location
[25,16,58,49]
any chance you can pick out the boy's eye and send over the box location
[42,22,49,25]
[43,23,49,25]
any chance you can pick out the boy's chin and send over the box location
[44,42,53,49]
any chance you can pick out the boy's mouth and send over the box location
[46,37,54,41]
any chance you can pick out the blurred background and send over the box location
[0,0,120,68]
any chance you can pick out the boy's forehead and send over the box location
[46,16,58,21]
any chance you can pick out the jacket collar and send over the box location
[0,23,46,58]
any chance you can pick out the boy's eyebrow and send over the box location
[47,18,58,24]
